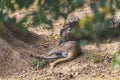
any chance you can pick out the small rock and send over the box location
[68,73,74,78]
[61,78,66,80]
[46,77,51,80]
[29,45,33,48]
[58,72,63,75]
[58,72,64,78]
[76,63,79,66]
[91,73,97,77]
[43,68,47,72]
[75,71,81,75]
[23,45,26,48]
[92,73,97,77]
[99,74,105,78]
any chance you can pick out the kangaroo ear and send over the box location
[50,63,54,68]
[50,62,56,68]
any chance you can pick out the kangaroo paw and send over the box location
[50,63,55,68]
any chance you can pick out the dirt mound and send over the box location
[0,25,59,79]
[0,38,28,77]
[0,26,40,77]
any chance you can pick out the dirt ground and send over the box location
[1,4,120,80]
[0,22,120,80]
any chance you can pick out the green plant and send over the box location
[34,58,48,68]
[112,50,120,69]
[88,53,104,63]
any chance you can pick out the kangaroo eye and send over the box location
[69,17,74,23]
[73,16,78,21]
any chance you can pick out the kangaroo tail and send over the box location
[50,54,74,67]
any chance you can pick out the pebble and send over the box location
[76,63,80,66]
[58,72,64,78]
[75,71,81,75]
[68,73,74,78]
[91,73,97,77]
[29,45,33,48]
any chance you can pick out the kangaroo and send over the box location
[49,41,82,68]
[31,41,82,68]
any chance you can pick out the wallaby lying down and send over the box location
[32,41,82,68]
